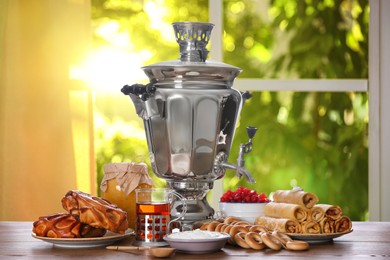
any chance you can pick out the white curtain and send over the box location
[0,0,94,221]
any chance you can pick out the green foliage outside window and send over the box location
[92,0,368,220]
[224,0,368,221]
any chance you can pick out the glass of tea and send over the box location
[134,188,186,246]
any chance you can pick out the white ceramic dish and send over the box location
[287,229,353,243]
[163,230,230,254]
[219,202,268,224]
[32,229,134,248]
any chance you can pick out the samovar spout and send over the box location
[217,126,258,184]
[220,161,256,184]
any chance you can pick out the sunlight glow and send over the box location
[144,0,174,42]
[96,20,131,48]
[94,113,146,141]
[69,47,151,92]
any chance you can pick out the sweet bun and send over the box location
[33,213,106,238]
[61,190,128,234]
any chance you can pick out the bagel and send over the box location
[229,225,247,244]
[223,224,233,234]
[249,225,268,233]
[286,240,310,251]
[245,232,266,250]
[229,225,249,238]
[272,231,292,243]
[234,220,251,226]
[224,224,234,244]
[261,232,282,251]
[234,232,251,249]
[207,221,220,231]
[270,230,291,248]
[224,216,240,225]
[216,223,229,232]
[199,223,209,231]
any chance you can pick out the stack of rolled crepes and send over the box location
[254,188,352,234]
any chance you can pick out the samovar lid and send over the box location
[142,22,242,87]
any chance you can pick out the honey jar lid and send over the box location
[100,162,154,195]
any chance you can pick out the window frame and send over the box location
[209,0,388,221]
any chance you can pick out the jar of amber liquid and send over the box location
[100,162,154,230]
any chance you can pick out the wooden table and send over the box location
[1,221,389,259]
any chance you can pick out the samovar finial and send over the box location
[172,22,214,62]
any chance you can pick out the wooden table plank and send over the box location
[1,221,389,259]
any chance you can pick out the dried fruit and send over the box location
[220,186,270,203]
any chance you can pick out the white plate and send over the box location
[287,229,353,243]
[32,229,134,248]
[163,231,230,254]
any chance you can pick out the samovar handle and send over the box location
[121,80,158,119]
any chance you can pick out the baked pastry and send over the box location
[61,190,128,234]
[254,216,302,233]
[335,216,352,233]
[315,204,343,220]
[309,205,325,222]
[32,213,106,238]
[272,188,319,209]
[319,217,335,233]
[300,220,321,234]
[264,202,308,222]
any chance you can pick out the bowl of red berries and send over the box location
[219,186,271,224]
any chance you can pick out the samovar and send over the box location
[121,22,257,228]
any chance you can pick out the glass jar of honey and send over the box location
[100,162,154,230]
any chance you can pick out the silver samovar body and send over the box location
[122,22,257,227]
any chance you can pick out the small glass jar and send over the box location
[100,162,154,230]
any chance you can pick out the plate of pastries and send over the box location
[32,190,134,248]
[254,187,353,242]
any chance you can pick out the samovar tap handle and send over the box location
[237,126,257,167]
[236,126,258,183]
[215,126,257,184]
[236,167,256,184]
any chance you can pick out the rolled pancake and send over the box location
[272,188,318,209]
[315,204,342,220]
[335,216,352,233]
[309,205,325,222]
[264,202,308,222]
[319,217,335,233]
[300,220,321,234]
[254,216,302,233]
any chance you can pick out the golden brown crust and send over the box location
[199,217,306,251]
[309,205,325,222]
[261,232,282,251]
[273,189,318,209]
[245,232,266,250]
[335,216,352,233]
[300,220,321,234]
[254,216,302,233]
[223,216,240,225]
[32,213,106,238]
[315,204,343,220]
[234,232,251,248]
[264,202,309,222]
[61,190,128,234]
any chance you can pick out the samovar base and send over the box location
[167,181,215,230]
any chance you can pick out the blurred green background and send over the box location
[91,0,368,221]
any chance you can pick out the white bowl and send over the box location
[219,202,268,224]
[163,230,230,254]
